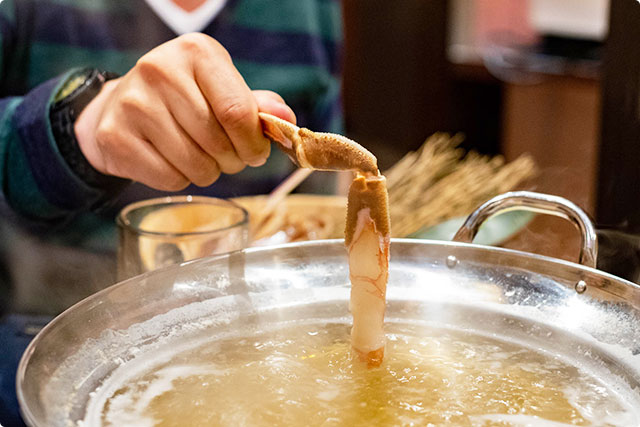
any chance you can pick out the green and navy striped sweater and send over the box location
[0,0,343,235]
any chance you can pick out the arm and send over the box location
[0,1,126,224]
[0,72,127,224]
[0,0,118,223]
[0,29,295,224]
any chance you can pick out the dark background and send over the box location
[343,0,640,231]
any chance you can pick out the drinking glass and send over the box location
[116,195,249,280]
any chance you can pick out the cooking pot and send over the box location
[16,192,640,425]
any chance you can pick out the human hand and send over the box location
[74,33,296,191]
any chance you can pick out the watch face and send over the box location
[55,74,88,103]
[144,0,228,35]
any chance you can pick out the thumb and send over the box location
[253,90,297,125]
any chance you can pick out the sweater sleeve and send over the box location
[0,2,127,225]
[0,73,125,224]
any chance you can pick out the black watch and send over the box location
[50,68,127,191]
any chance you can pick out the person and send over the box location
[0,0,343,303]
[0,1,343,424]
[0,0,342,223]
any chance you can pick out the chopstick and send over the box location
[252,168,313,240]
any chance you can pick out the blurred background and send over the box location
[341,0,640,275]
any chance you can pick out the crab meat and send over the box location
[260,112,390,366]
[259,112,378,175]
[345,173,390,367]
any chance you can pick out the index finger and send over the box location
[192,38,270,167]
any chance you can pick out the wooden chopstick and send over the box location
[252,168,313,240]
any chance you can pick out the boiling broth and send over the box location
[83,321,638,426]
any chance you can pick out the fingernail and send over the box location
[247,143,270,167]
[265,100,297,125]
[248,156,267,167]
[279,103,297,124]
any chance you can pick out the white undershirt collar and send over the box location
[144,0,228,35]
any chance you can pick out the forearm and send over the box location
[0,71,128,225]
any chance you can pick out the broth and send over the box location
[83,321,638,426]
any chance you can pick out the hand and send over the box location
[74,33,296,191]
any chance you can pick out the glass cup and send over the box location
[116,195,249,280]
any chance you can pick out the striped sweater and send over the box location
[0,0,343,243]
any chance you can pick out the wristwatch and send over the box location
[50,68,128,191]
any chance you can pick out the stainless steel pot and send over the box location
[17,192,640,426]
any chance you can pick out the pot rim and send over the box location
[16,237,640,426]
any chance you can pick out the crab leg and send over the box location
[259,112,378,175]
[345,173,390,367]
[260,112,390,366]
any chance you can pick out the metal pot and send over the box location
[17,192,640,425]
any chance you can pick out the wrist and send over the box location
[74,78,119,173]
[50,69,127,191]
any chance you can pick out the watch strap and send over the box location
[50,68,129,193]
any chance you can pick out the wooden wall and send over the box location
[342,0,502,170]
[597,0,640,229]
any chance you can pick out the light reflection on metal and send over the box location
[575,280,588,294]
[453,191,598,269]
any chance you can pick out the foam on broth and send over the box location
[82,320,639,427]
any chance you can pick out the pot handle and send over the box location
[452,191,598,268]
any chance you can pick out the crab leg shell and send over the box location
[259,112,378,174]
[260,113,389,366]
[345,174,390,367]
[259,112,302,167]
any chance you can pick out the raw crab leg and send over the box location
[345,173,390,367]
[260,112,390,367]
[259,112,378,174]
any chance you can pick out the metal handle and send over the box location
[452,191,598,268]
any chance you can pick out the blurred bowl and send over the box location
[234,194,533,247]
[232,194,347,246]
[412,210,535,246]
